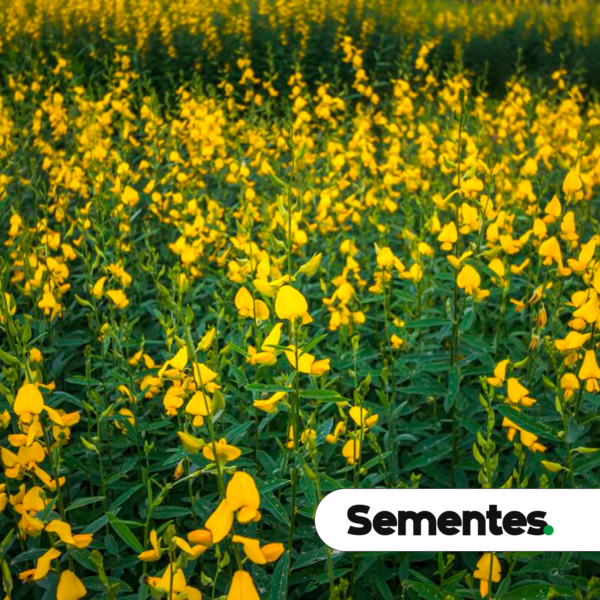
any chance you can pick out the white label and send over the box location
[314,489,600,551]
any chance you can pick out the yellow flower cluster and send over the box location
[1,3,600,598]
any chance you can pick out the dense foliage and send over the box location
[2,2,600,600]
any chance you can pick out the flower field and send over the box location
[2,1,600,599]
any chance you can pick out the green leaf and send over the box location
[0,348,19,366]
[496,405,561,441]
[109,484,144,512]
[69,548,99,573]
[292,546,332,570]
[269,550,290,600]
[66,496,105,512]
[319,473,351,490]
[226,342,250,358]
[403,446,452,471]
[503,582,573,599]
[376,579,395,600]
[300,389,341,400]
[444,366,459,412]
[298,461,317,510]
[315,417,333,445]
[10,549,45,565]
[107,513,143,554]
[404,580,445,599]
[459,304,475,333]
[248,384,291,393]
[260,491,289,526]
[82,575,131,593]
[139,506,190,519]
[301,333,327,355]
[404,318,451,329]
[83,515,110,535]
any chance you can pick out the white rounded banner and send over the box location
[315,489,600,551]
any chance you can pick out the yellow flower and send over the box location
[19,548,61,582]
[158,347,189,379]
[538,236,571,276]
[506,377,536,407]
[192,362,219,391]
[2,443,49,483]
[186,391,212,426]
[38,287,61,320]
[138,530,161,561]
[226,471,261,524]
[342,439,360,465]
[235,286,270,320]
[510,298,525,312]
[275,285,308,320]
[376,246,404,272]
[29,348,43,363]
[205,499,234,543]
[502,415,546,453]
[326,421,346,444]
[198,327,216,351]
[57,570,87,600]
[0,292,16,323]
[568,238,596,273]
[92,276,106,299]
[311,358,330,375]
[456,264,480,295]
[261,322,283,351]
[163,385,184,417]
[573,289,599,324]
[543,194,562,223]
[177,431,205,454]
[174,536,209,558]
[297,252,322,276]
[510,258,530,276]
[248,322,283,366]
[348,406,378,430]
[560,372,579,401]
[14,383,44,423]
[114,408,135,433]
[562,168,582,199]
[488,258,505,280]
[46,519,93,549]
[447,250,473,270]
[473,553,501,598]
[232,535,284,564]
[247,346,278,366]
[390,334,404,349]
[253,391,286,414]
[187,528,213,546]
[106,289,129,309]
[487,359,509,387]
[579,350,600,393]
[147,564,200,598]
[284,345,315,373]
[227,570,260,600]
[14,383,64,441]
[555,331,591,352]
[121,185,140,206]
[437,221,457,251]
[202,438,241,463]
[284,345,329,375]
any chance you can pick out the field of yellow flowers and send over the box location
[2,1,600,599]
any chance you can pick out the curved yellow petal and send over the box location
[205,499,234,543]
[57,570,87,600]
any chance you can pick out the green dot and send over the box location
[544,525,554,535]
